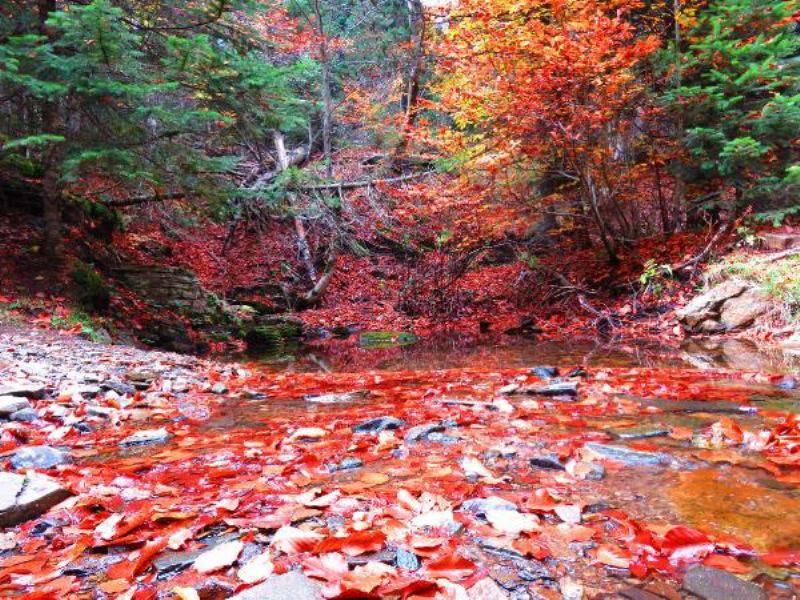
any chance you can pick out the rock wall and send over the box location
[113,264,304,353]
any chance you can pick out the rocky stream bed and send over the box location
[0,326,799,599]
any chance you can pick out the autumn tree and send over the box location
[434,0,661,263]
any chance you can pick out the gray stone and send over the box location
[0,471,71,527]
[529,453,565,470]
[354,416,406,433]
[0,395,31,417]
[719,288,769,330]
[611,427,669,440]
[682,566,766,600]
[460,496,518,515]
[11,446,68,469]
[676,280,748,328]
[231,571,323,600]
[0,383,45,398]
[405,422,446,443]
[305,391,368,404]
[119,428,171,446]
[518,381,578,397]
[777,377,797,390]
[103,381,136,395]
[10,408,39,422]
[329,457,363,472]
[584,443,669,467]
[530,366,559,379]
[395,548,420,571]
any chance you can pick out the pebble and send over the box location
[530,366,559,379]
[395,548,420,571]
[329,457,363,472]
[353,416,406,433]
[11,446,68,469]
[405,422,446,443]
[10,408,38,422]
[682,566,767,600]
[119,428,171,446]
[0,383,45,398]
[461,496,518,515]
[584,443,669,467]
[0,396,31,417]
[0,471,71,527]
[529,453,565,470]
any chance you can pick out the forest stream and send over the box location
[2,327,799,599]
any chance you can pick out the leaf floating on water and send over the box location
[271,525,325,554]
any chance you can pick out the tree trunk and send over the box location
[391,0,425,171]
[38,0,63,260]
[312,0,333,179]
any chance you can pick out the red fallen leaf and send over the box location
[512,537,550,559]
[662,526,715,562]
[629,560,648,578]
[703,554,752,574]
[315,530,387,556]
[761,549,800,567]
[107,538,168,579]
[424,553,476,581]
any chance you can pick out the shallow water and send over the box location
[251,333,800,375]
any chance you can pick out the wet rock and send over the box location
[426,431,459,444]
[103,381,136,395]
[154,547,205,578]
[0,383,45,398]
[329,457,363,472]
[305,391,368,404]
[231,570,323,600]
[469,578,510,599]
[611,426,669,440]
[0,395,31,417]
[620,587,665,600]
[584,443,669,467]
[519,381,578,397]
[120,428,171,446]
[354,416,406,433]
[10,408,38,422]
[0,471,71,527]
[530,366,559,379]
[211,382,228,394]
[395,548,420,571]
[461,496,518,515]
[405,422,446,443]
[682,566,767,600]
[11,446,68,469]
[529,453,565,470]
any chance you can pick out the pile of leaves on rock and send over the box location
[1,340,799,598]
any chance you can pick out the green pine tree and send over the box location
[663,0,800,220]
